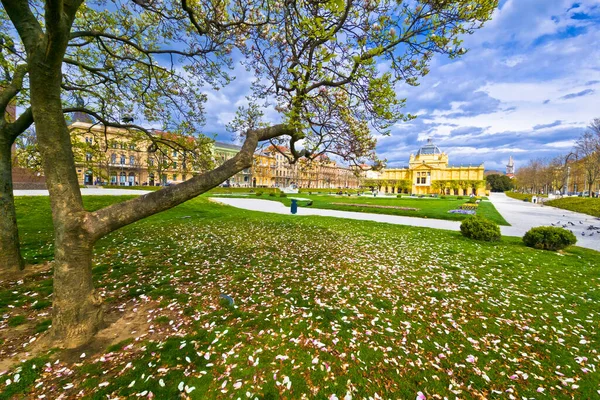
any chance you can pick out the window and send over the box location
[129,143,135,150]
[173,150,178,157]
[120,142,125,149]
[172,174,178,181]
[129,156,135,166]
[173,161,177,169]
[111,142,117,149]
[148,159,154,166]
[111,153,117,164]
[120,155,126,165]
[85,152,93,161]
[182,174,187,181]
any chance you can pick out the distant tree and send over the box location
[486,174,514,192]
[575,120,600,197]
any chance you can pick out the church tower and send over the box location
[506,156,515,178]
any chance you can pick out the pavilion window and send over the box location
[120,155,126,165]
[111,154,117,164]
[129,156,135,166]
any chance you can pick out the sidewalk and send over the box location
[14,188,152,196]
[211,196,600,252]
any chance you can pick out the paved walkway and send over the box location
[211,197,463,231]
[14,188,152,196]
[211,195,600,252]
[488,192,600,251]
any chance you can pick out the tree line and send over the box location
[514,119,600,196]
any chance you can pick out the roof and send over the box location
[448,164,484,168]
[416,138,442,156]
[214,141,242,151]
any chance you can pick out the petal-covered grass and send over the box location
[0,196,598,399]
[213,193,509,225]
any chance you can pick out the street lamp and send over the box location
[563,152,577,195]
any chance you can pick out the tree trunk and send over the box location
[0,137,24,273]
[50,233,103,347]
[29,49,102,347]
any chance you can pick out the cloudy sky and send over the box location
[204,0,600,172]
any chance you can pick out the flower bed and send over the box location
[448,209,476,215]
[460,203,479,210]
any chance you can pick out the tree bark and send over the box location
[0,136,24,272]
[28,27,100,346]
[50,231,103,347]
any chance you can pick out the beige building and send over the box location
[262,146,360,189]
[365,139,486,196]
[69,122,360,189]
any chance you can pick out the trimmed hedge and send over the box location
[522,227,577,251]
[460,216,501,242]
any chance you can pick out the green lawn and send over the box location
[545,196,600,218]
[1,196,598,399]
[221,193,509,225]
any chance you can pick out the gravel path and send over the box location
[14,188,152,196]
[212,196,600,252]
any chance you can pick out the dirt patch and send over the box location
[0,262,53,284]
[0,299,171,372]
[331,202,419,211]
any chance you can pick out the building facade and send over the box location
[364,139,486,196]
[69,122,360,189]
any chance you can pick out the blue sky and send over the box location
[203,0,600,172]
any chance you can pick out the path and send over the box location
[211,196,600,252]
[488,192,600,251]
[14,188,152,196]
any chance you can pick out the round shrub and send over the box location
[522,227,576,251]
[457,196,464,200]
[460,216,501,242]
[396,194,402,198]
[255,191,263,196]
[268,192,276,197]
[279,193,287,197]
[440,195,447,199]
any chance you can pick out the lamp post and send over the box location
[563,152,577,195]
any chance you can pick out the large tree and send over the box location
[2,0,497,347]
[0,1,212,273]
[575,119,600,197]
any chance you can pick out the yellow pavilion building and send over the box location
[365,139,487,196]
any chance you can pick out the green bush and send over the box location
[460,216,501,242]
[522,227,577,251]
[467,198,477,203]
[269,192,276,197]
[255,191,263,196]
[440,195,447,199]
[396,194,402,198]
[457,196,464,200]
[279,193,287,198]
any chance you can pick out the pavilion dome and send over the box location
[416,138,442,156]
